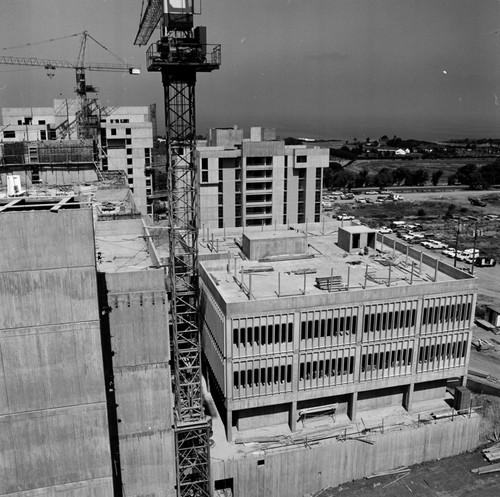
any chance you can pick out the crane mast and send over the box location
[135,2,220,496]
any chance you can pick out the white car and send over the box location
[402,234,415,242]
[377,226,393,234]
[421,240,439,249]
[431,241,448,250]
[337,214,355,221]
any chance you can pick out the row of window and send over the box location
[233,323,293,346]
[232,341,469,391]
[421,303,471,326]
[361,348,413,372]
[300,315,358,340]
[233,365,292,389]
[364,308,416,333]
[299,356,354,380]
[418,340,467,363]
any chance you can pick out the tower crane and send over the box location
[135,1,220,496]
[0,31,140,139]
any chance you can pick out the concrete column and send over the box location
[348,391,358,421]
[403,383,414,411]
[226,409,233,442]
[289,401,297,432]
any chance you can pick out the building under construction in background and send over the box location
[0,100,155,215]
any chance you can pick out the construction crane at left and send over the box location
[0,31,140,139]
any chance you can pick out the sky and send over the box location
[1,0,500,141]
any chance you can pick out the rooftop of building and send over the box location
[184,222,476,306]
[95,218,153,273]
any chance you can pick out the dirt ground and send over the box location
[313,447,500,497]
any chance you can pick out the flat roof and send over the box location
[341,225,376,234]
[192,223,475,305]
[243,230,305,241]
[95,219,153,273]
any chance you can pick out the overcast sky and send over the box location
[1,0,500,141]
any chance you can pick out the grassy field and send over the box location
[345,158,493,184]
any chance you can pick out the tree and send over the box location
[432,170,443,186]
[355,169,369,188]
[373,167,394,188]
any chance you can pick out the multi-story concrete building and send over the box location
[0,100,154,216]
[199,225,477,441]
[0,194,176,497]
[196,126,329,229]
[0,191,482,497]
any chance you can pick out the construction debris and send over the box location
[366,466,410,479]
[471,462,500,474]
[482,442,500,463]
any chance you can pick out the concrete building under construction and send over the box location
[0,193,482,497]
[196,126,329,229]
[0,100,154,215]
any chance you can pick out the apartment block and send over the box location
[196,126,329,229]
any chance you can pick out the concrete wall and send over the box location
[0,208,113,496]
[211,415,481,497]
[102,270,176,497]
[242,232,307,260]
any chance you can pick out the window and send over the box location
[40,130,46,140]
[126,138,132,145]
[296,155,307,163]
[107,138,126,149]
[128,177,133,184]
[3,130,15,138]
[38,120,46,125]
[201,158,208,183]
[126,148,132,155]
[125,128,131,135]
[127,168,133,175]
[127,158,133,165]
[110,128,117,136]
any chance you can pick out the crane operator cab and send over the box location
[157,1,207,66]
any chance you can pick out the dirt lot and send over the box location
[314,447,500,497]
[328,189,500,308]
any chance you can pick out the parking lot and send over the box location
[323,189,500,307]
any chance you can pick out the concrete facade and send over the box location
[100,106,154,216]
[196,126,329,229]
[0,204,113,496]
[198,226,477,442]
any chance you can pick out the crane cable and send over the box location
[1,33,81,51]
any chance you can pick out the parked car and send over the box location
[365,190,378,195]
[442,248,460,258]
[337,214,355,221]
[474,257,497,267]
[377,226,393,234]
[402,234,416,242]
[421,240,439,249]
